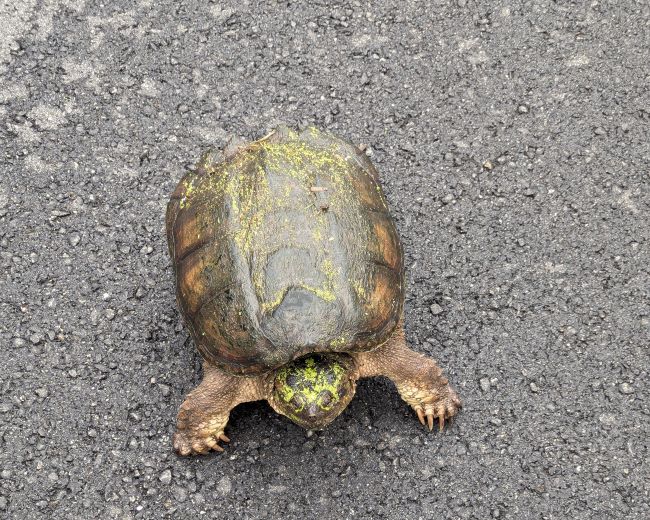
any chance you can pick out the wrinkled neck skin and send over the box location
[267,353,359,430]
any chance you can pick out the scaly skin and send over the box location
[173,364,269,456]
[174,321,461,455]
[354,324,462,431]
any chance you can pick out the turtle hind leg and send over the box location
[173,362,267,456]
[353,324,461,431]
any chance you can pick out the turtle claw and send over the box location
[174,428,229,456]
[406,385,461,433]
[416,408,426,426]
[173,410,231,456]
[205,436,228,451]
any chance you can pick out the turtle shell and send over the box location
[166,126,404,374]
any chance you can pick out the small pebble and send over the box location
[69,234,81,246]
[517,104,529,114]
[479,378,490,392]
[619,383,634,395]
[599,413,616,425]
[35,388,48,398]
[530,382,539,393]
[482,160,494,170]
[430,303,443,316]
[217,476,232,495]
[171,485,187,502]
[159,469,172,485]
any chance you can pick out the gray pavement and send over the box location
[1,1,649,519]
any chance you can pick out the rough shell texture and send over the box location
[166,126,404,374]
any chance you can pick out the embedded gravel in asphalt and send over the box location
[1,1,649,519]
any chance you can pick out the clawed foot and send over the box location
[398,382,462,432]
[173,411,231,456]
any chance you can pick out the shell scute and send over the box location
[167,126,405,374]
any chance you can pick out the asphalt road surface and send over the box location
[1,1,649,519]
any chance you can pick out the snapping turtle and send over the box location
[166,125,461,455]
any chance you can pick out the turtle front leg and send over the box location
[354,325,461,431]
[174,362,267,455]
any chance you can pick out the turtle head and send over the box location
[270,353,357,430]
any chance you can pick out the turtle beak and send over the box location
[306,403,320,417]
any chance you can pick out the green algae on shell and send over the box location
[166,125,404,375]
[269,352,357,429]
